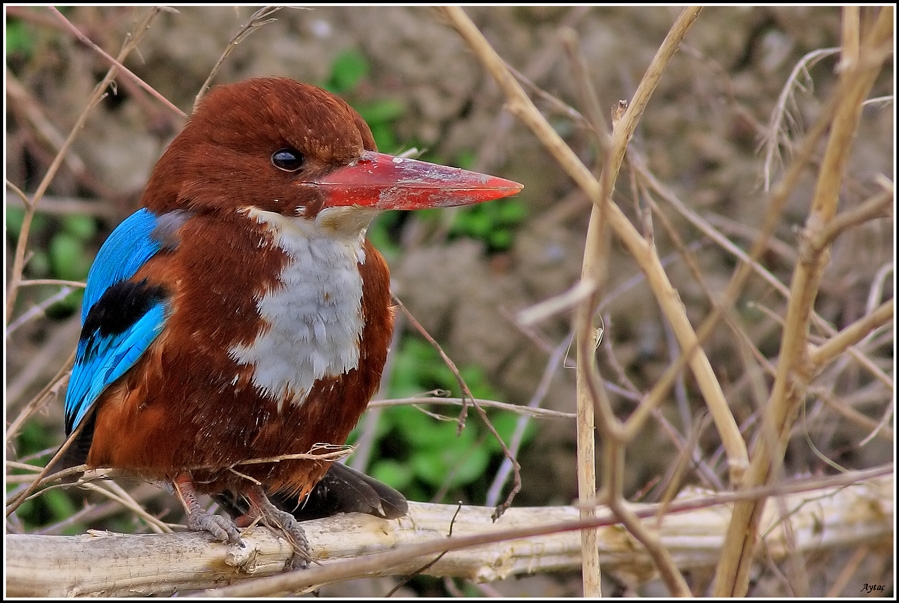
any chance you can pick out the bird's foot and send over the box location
[245,486,312,569]
[173,473,241,544]
[185,507,242,544]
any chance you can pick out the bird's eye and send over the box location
[272,148,304,172]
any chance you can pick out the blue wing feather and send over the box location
[66,302,168,431]
[65,208,184,434]
[81,208,167,321]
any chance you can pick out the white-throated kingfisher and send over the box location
[53,77,522,565]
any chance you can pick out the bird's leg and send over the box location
[172,473,241,544]
[243,485,312,569]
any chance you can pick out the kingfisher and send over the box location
[52,77,522,565]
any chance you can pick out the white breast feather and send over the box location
[229,208,370,411]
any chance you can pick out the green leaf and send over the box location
[5,207,50,242]
[48,232,91,281]
[368,123,398,155]
[366,212,401,261]
[411,439,489,489]
[62,214,98,241]
[391,405,466,450]
[489,229,514,251]
[444,444,490,489]
[6,20,34,58]
[498,199,527,223]
[458,365,498,400]
[370,459,414,491]
[410,449,445,486]
[388,337,449,396]
[454,150,476,171]
[328,49,369,93]
[6,207,26,238]
[357,99,406,125]
[42,489,79,524]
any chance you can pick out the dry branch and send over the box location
[713,7,895,595]
[5,470,891,597]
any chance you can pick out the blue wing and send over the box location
[64,208,186,434]
[80,209,171,321]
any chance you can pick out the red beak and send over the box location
[314,151,523,210]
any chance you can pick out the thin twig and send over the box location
[194,6,288,108]
[48,7,186,119]
[394,294,522,519]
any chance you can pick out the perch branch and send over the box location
[5,468,890,597]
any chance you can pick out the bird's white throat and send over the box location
[230,207,374,411]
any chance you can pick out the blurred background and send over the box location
[5,6,894,597]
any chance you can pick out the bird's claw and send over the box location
[267,506,311,570]
[174,473,242,544]
[245,487,312,569]
[186,507,242,544]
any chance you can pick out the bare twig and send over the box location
[48,7,186,119]
[194,6,288,108]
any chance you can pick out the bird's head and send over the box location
[142,77,522,234]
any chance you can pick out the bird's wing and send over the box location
[64,208,180,434]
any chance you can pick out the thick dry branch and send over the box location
[5,471,892,597]
[714,8,894,595]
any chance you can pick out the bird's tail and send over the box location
[212,462,408,522]
[43,415,97,482]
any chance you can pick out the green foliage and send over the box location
[413,150,527,253]
[368,458,413,492]
[6,206,49,242]
[415,196,527,253]
[49,232,89,282]
[356,99,405,153]
[449,197,527,252]
[61,213,99,241]
[349,337,536,504]
[7,207,94,315]
[5,18,35,60]
[13,488,81,536]
[324,49,369,94]
[48,214,96,313]
[321,48,405,153]
[320,48,410,262]
[10,421,82,534]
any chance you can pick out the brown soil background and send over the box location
[5,6,894,597]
